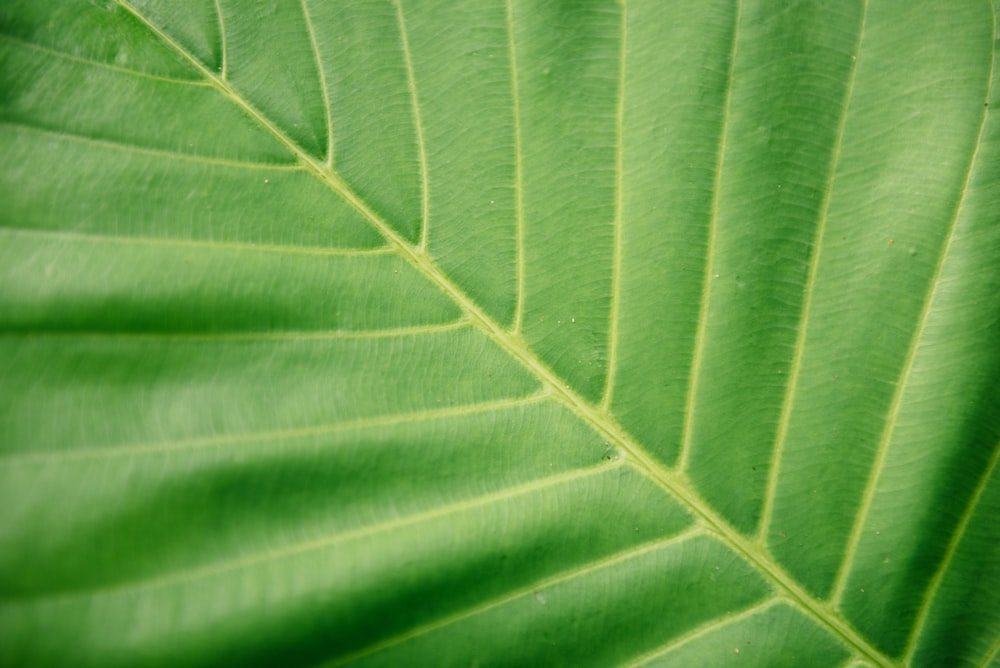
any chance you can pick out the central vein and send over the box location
[115,3,896,665]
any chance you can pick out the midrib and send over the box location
[114,3,895,665]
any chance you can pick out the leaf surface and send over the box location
[2,1,999,666]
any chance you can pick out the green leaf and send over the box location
[2,0,999,666]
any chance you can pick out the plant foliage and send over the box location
[1,0,999,666]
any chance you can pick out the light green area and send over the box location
[1,1,998,666]
[636,601,851,667]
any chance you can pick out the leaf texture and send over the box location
[1,1,999,666]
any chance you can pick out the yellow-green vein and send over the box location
[506,0,527,335]
[22,458,622,603]
[325,525,706,667]
[0,227,387,258]
[110,4,895,664]
[601,0,628,412]
[676,0,741,473]
[0,389,549,465]
[830,26,996,604]
[902,437,1000,663]
[393,0,431,251]
[624,596,782,668]
[1,121,301,170]
[300,0,334,165]
[2,319,472,344]
[0,34,209,86]
[757,0,869,546]
[213,0,227,78]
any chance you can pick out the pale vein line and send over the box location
[903,439,1000,663]
[300,0,334,165]
[213,0,227,78]
[830,26,996,604]
[326,525,706,667]
[0,227,391,258]
[23,459,621,603]
[625,596,782,667]
[601,1,628,412]
[0,121,302,170]
[0,34,209,86]
[676,0,742,473]
[507,0,527,335]
[836,659,874,668]
[3,319,471,345]
[107,6,895,664]
[0,389,549,465]
[393,0,431,251]
[757,0,868,546]
[981,634,1000,668]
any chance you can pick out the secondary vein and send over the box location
[676,0,742,473]
[757,0,869,545]
[105,4,896,664]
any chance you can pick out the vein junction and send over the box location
[107,4,895,665]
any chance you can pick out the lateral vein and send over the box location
[624,596,782,667]
[676,0,742,473]
[829,13,996,604]
[758,0,869,545]
[601,1,628,411]
[0,34,209,85]
[17,460,622,603]
[0,389,546,465]
[507,0,527,334]
[0,226,388,257]
[299,0,334,164]
[106,5,896,664]
[902,436,1000,663]
[326,526,706,667]
[393,0,431,251]
[1,121,300,170]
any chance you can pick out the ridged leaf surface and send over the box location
[2,1,999,666]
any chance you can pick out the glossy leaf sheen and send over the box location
[2,1,999,666]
